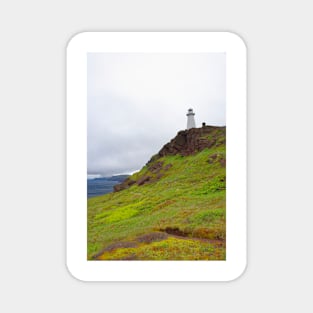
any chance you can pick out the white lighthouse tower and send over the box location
[186,108,196,129]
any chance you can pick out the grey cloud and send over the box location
[88,53,226,176]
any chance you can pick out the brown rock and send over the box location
[220,159,226,167]
[164,163,173,171]
[126,179,136,186]
[113,183,126,192]
[148,161,164,173]
[158,126,225,157]
[137,175,151,186]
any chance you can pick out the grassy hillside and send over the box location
[88,127,226,260]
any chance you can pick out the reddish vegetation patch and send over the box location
[92,241,138,259]
[220,159,226,167]
[136,232,169,243]
[207,153,226,168]
[192,227,225,241]
[120,254,137,260]
[156,173,164,180]
[104,241,138,251]
[164,163,173,171]
[208,153,218,164]
[155,199,176,210]
[159,226,226,245]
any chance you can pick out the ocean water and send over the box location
[87,178,119,198]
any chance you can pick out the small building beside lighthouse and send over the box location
[186,108,196,129]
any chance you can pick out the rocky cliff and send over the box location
[113,125,226,192]
[157,125,225,157]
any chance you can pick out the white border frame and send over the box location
[66,32,246,281]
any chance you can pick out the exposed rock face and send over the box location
[113,126,225,192]
[136,175,151,186]
[148,161,164,174]
[158,126,226,157]
[113,178,136,192]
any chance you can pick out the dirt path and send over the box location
[93,230,225,259]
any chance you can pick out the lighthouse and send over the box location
[186,108,196,129]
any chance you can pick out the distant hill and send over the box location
[88,125,226,260]
[106,175,130,182]
[87,175,130,198]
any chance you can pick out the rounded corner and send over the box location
[224,31,247,51]
[66,31,88,51]
[226,260,248,282]
[65,261,88,283]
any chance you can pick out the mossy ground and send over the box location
[88,144,226,260]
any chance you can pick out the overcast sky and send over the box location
[87,53,225,177]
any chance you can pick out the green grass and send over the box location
[98,237,225,260]
[88,136,226,260]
